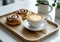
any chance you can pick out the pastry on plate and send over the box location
[16,9,28,19]
[6,14,22,26]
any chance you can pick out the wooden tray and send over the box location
[0,10,59,42]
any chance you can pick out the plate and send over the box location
[23,20,48,31]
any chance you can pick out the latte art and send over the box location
[28,14,42,21]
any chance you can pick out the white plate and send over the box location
[23,20,48,31]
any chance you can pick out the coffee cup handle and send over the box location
[41,18,48,27]
[47,5,53,13]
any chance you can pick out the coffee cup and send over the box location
[27,14,46,28]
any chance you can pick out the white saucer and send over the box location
[23,20,48,31]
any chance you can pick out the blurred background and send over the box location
[0,0,23,7]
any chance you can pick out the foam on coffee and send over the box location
[28,14,42,21]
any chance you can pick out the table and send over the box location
[0,0,59,42]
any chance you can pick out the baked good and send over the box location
[17,9,28,14]
[6,14,22,26]
[16,9,28,19]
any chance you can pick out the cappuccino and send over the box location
[27,14,43,21]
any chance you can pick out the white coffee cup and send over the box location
[27,14,46,28]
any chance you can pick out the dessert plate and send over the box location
[23,20,48,31]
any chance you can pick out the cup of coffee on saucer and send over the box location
[23,14,48,31]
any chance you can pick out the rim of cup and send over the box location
[27,14,45,22]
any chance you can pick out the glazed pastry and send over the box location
[18,9,28,14]
[16,9,28,19]
[6,14,22,26]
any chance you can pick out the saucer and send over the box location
[23,20,48,31]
